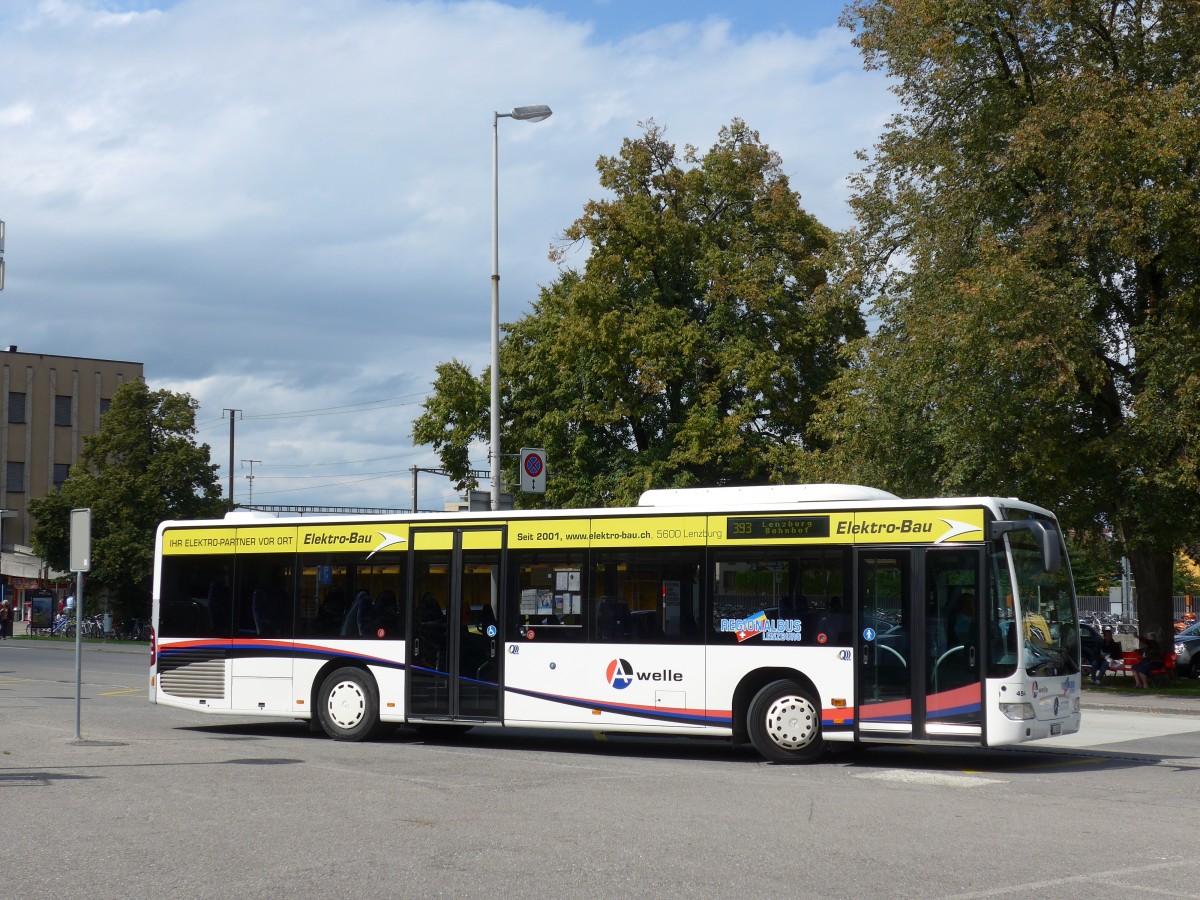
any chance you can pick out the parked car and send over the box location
[1077,622,1104,664]
[1174,621,1200,679]
[1051,621,1103,666]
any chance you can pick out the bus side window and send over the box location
[508,551,586,642]
[592,549,702,645]
[158,554,234,639]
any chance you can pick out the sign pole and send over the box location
[73,568,84,740]
[70,509,92,741]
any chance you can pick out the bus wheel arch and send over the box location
[316,665,381,741]
[738,671,825,764]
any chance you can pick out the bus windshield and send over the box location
[994,525,1079,677]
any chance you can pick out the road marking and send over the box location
[97,688,143,697]
[941,857,1187,898]
[855,769,1005,787]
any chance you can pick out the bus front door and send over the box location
[408,527,503,722]
[855,548,983,743]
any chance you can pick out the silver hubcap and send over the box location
[765,694,818,751]
[326,679,366,730]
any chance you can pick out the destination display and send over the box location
[725,516,831,540]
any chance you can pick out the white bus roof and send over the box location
[638,484,900,508]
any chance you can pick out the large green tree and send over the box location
[415,120,864,506]
[813,0,1200,639]
[29,381,226,619]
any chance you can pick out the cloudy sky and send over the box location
[0,0,894,510]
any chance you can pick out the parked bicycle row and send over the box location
[25,614,150,641]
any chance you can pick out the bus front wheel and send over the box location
[317,667,380,741]
[747,679,824,763]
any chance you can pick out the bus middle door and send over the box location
[408,527,503,722]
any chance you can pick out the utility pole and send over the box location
[223,409,242,506]
[241,459,262,506]
[223,410,241,508]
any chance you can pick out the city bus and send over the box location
[150,484,1081,763]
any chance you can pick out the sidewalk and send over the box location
[1083,685,1200,717]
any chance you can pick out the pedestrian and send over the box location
[1098,627,1123,682]
[1132,630,1163,689]
[0,599,11,639]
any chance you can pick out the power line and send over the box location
[264,450,429,469]
[246,468,412,481]
[250,470,409,498]
[246,393,428,421]
[196,390,432,432]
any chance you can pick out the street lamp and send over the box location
[491,104,552,510]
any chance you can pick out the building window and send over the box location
[54,463,71,488]
[8,392,25,424]
[6,461,24,492]
[100,398,112,416]
[55,395,73,427]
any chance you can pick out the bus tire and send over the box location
[317,667,380,741]
[747,679,824,763]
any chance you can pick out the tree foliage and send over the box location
[414,120,864,506]
[816,0,1200,638]
[29,381,226,618]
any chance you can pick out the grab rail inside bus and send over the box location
[932,645,965,692]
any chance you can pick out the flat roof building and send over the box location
[1,347,144,587]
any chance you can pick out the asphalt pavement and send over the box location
[5,636,1200,900]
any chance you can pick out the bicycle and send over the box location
[119,618,150,641]
[49,614,73,637]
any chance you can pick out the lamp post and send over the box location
[491,104,552,511]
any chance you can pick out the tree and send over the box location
[815,0,1200,640]
[29,381,226,619]
[414,120,864,506]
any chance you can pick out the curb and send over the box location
[1086,703,1200,717]
[4,637,148,655]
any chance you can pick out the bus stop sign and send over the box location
[520,448,546,493]
[70,508,92,573]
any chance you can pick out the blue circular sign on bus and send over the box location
[863,627,876,641]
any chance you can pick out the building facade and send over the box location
[1,347,144,598]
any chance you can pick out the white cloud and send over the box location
[0,0,894,509]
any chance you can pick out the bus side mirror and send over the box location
[991,519,1062,574]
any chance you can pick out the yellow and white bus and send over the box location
[150,484,1081,762]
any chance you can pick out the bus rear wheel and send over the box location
[317,667,380,741]
[747,680,824,763]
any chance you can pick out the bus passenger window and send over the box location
[710,548,848,646]
[297,553,406,640]
[508,551,585,642]
[591,549,703,644]
[158,554,234,638]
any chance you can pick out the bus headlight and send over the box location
[1000,702,1035,721]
